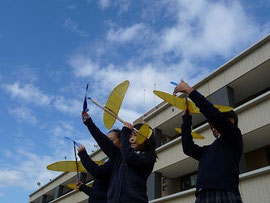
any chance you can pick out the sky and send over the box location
[0,0,269,202]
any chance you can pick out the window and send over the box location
[181,173,197,191]
[162,185,168,192]
[266,147,270,164]
[162,177,168,184]
[161,137,168,145]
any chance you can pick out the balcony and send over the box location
[150,166,270,203]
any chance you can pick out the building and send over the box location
[29,34,270,203]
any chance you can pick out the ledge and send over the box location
[154,90,270,154]
[50,180,94,202]
[29,172,68,198]
[150,165,270,203]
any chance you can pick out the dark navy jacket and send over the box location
[84,118,155,203]
[181,90,243,195]
[78,149,113,203]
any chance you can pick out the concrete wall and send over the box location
[150,166,270,203]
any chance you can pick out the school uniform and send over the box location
[181,90,243,202]
[84,118,155,203]
[78,150,113,203]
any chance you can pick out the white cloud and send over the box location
[118,108,142,124]
[63,18,88,37]
[48,120,97,160]
[101,0,265,64]
[107,23,150,44]
[158,0,261,60]
[96,0,131,13]
[2,82,86,116]
[54,96,82,115]
[0,170,22,186]
[8,107,37,125]
[14,66,39,83]
[0,150,57,190]
[261,22,270,37]
[68,0,268,123]
[116,0,131,14]
[2,82,52,106]
[69,54,97,77]
[0,121,98,192]
[68,54,208,121]
[98,0,110,9]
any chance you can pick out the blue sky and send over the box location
[0,0,269,202]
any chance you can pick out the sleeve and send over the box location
[79,184,93,196]
[120,127,155,173]
[189,90,242,149]
[78,150,113,179]
[181,114,207,161]
[84,117,119,160]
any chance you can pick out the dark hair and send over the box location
[108,129,121,140]
[133,123,158,160]
[221,110,238,126]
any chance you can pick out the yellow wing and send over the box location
[153,90,200,113]
[67,183,93,191]
[47,160,104,173]
[154,90,233,114]
[175,128,205,139]
[67,183,79,191]
[214,105,233,112]
[104,80,129,129]
[94,160,105,166]
[136,123,153,145]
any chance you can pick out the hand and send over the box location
[82,111,90,122]
[123,122,133,130]
[76,181,83,189]
[173,79,194,95]
[77,145,86,152]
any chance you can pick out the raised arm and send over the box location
[82,112,119,160]
[188,90,242,149]
[78,147,112,179]
[120,126,155,174]
[174,80,242,149]
[181,114,207,161]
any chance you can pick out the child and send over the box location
[174,80,243,202]
[82,112,157,203]
[76,129,121,203]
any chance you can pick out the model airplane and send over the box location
[47,136,104,191]
[175,128,204,139]
[86,80,152,144]
[154,81,233,114]
[47,160,104,173]
[67,182,93,191]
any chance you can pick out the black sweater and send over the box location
[78,150,113,203]
[181,90,243,195]
[84,118,155,203]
